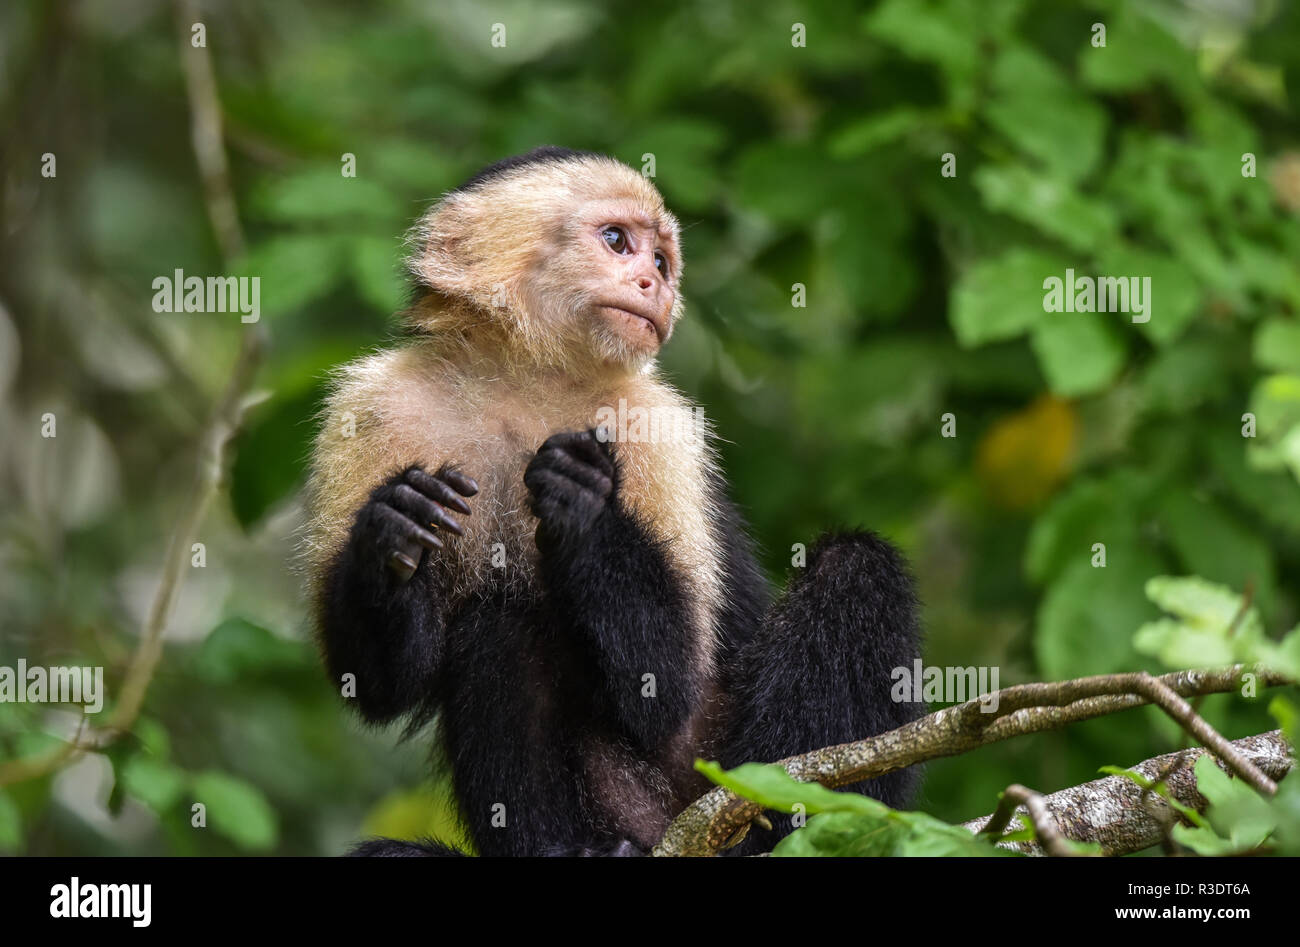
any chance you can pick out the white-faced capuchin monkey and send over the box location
[303,146,922,856]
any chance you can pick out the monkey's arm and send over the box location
[316,466,477,725]
[525,431,702,752]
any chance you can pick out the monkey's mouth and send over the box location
[599,305,665,343]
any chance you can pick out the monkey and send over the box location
[302,146,923,856]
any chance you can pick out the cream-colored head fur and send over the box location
[304,149,727,676]
[405,149,683,375]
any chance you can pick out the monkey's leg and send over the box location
[349,837,642,857]
[719,530,924,853]
[525,430,702,752]
[348,838,467,857]
[318,465,477,725]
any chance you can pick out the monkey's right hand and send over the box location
[350,466,478,584]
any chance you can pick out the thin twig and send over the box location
[1132,672,1276,794]
[0,0,260,788]
[175,0,245,261]
[979,784,1081,857]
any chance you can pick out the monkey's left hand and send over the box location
[524,429,616,549]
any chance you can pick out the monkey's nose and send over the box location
[635,276,654,291]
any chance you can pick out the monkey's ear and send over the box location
[408,200,533,319]
[410,228,474,298]
[407,193,496,300]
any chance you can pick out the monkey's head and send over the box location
[407,147,683,374]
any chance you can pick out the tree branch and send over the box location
[653,665,1292,856]
[965,730,1294,855]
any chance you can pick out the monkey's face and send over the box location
[572,202,680,363]
[410,154,684,373]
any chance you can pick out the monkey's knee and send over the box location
[791,530,917,609]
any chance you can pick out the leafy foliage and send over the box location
[696,761,1013,856]
[0,0,1297,854]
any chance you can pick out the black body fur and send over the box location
[319,430,923,856]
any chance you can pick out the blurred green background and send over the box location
[1,0,1299,855]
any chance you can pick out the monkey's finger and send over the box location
[387,550,418,583]
[537,430,614,477]
[390,484,464,536]
[526,447,612,495]
[523,470,579,515]
[407,468,474,514]
[571,433,616,476]
[587,426,617,458]
[528,496,573,525]
[524,461,587,500]
[437,467,480,498]
[374,503,443,551]
[537,429,602,459]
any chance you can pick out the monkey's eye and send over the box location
[654,252,669,278]
[601,226,629,253]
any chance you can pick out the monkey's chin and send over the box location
[589,319,660,371]
[600,306,663,345]
[592,307,662,364]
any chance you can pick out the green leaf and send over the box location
[1267,760,1300,855]
[235,234,346,319]
[1035,551,1164,680]
[1154,492,1275,616]
[132,717,172,759]
[253,169,404,225]
[625,119,725,211]
[1077,9,1198,98]
[191,771,279,851]
[0,789,21,853]
[195,617,305,685]
[1138,576,1300,676]
[1248,374,1300,481]
[1030,310,1126,397]
[229,382,325,528]
[695,760,883,816]
[1269,695,1300,745]
[1134,617,1236,668]
[829,108,932,158]
[773,810,1009,857]
[698,760,1016,857]
[1228,237,1300,307]
[824,198,918,319]
[1208,432,1300,534]
[121,756,187,814]
[1142,575,1261,635]
[865,0,980,76]
[1254,318,1300,373]
[996,814,1036,843]
[1172,822,1240,855]
[1268,629,1300,681]
[986,46,1108,181]
[949,247,1068,347]
[15,730,64,759]
[1192,755,1276,851]
[1141,337,1227,412]
[350,235,407,315]
[1025,471,1151,584]
[732,143,859,227]
[974,165,1118,252]
[1097,246,1201,346]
